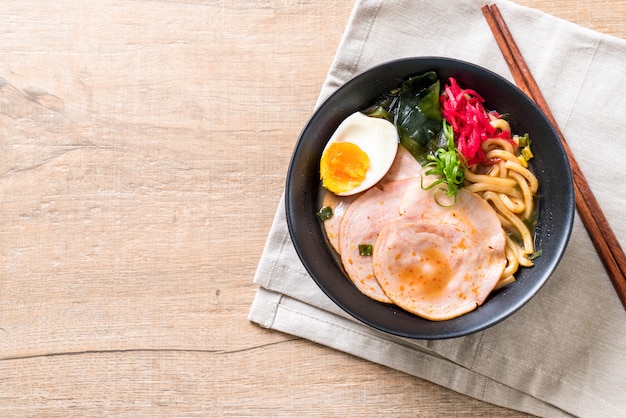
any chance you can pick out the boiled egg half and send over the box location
[320,112,399,196]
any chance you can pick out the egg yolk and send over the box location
[320,141,370,194]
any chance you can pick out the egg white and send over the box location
[322,112,399,196]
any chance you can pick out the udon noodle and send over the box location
[464,118,539,289]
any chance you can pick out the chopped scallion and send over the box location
[316,206,333,221]
[422,120,466,206]
[518,155,528,168]
[518,133,530,147]
[521,145,534,161]
[358,244,373,256]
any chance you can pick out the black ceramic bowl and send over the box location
[285,57,575,339]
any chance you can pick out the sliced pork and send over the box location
[322,144,506,320]
[322,144,422,253]
[373,182,506,320]
[338,177,419,303]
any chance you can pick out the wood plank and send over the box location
[1,0,623,416]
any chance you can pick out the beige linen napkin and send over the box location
[248,0,626,416]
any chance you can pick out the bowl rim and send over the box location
[285,56,575,339]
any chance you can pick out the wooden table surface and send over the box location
[1,1,624,416]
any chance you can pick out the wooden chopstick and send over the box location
[482,4,626,309]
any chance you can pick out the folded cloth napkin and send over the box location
[248,0,626,416]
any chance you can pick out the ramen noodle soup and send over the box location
[317,72,539,321]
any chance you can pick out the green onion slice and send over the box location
[316,206,333,221]
[358,244,373,256]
